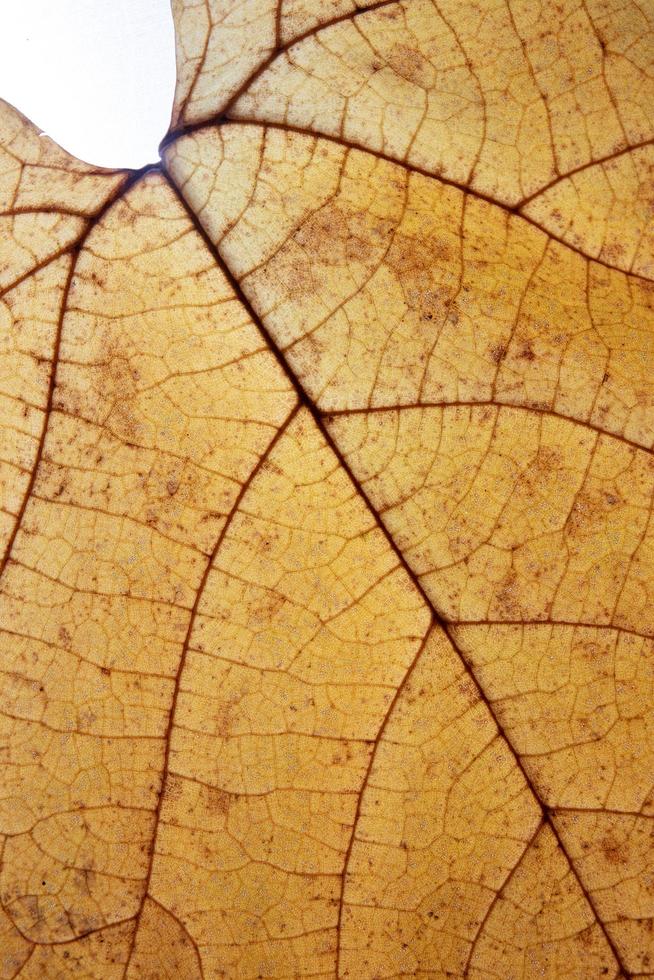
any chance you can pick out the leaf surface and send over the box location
[0,1,653,976]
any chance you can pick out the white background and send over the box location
[0,0,176,169]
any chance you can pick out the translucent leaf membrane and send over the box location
[1,0,653,975]
[165,125,654,439]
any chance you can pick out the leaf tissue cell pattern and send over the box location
[0,0,653,977]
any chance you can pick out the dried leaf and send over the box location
[0,0,653,976]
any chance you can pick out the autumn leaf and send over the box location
[1,0,653,976]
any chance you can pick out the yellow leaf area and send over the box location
[0,0,653,976]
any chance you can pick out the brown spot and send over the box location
[215,697,240,738]
[458,677,478,707]
[89,270,106,289]
[495,570,524,619]
[386,44,433,87]
[600,241,626,264]
[250,590,285,625]
[601,832,627,866]
[294,334,323,374]
[206,787,232,816]
[389,231,451,280]
[566,489,615,538]
[277,253,319,298]
[163,774,183,804]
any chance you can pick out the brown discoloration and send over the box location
[386,45,433,88]
[566,491,607,538]
[58,626,72,649]
[601,832,628,866]
[495,571,522,619]
[388,230,452,279]
[206,786,232,816]
[163,774,184,805]
[215,696,240,739]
